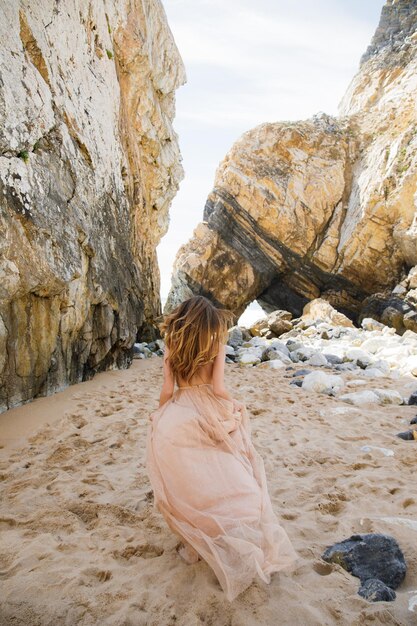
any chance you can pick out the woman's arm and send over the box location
[212,343,233,401]
[159,345,175,407]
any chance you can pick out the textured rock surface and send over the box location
[167,0,417,327]
[322,533,407,596]
[0,0,185,411]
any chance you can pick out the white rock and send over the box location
[373,389,404,405]
[361,318,386,331]
[268,339,290,356]
[360,337,390,354]
[302,371,344,395]
[370,359,390,373]
[290,347,317,362]
[360,445,394,457]
[238,351,261,366]
[404,355,417,376]
[248,336,267,347]
[339,390,380,405]
[361,368,385,378]
[306,352,328,366]
[258,359,286,369]
[345,348,373,368]
[346,379,368,387]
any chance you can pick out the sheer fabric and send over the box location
[146,383,298,601]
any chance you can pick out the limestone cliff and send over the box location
[167,0,417,328]
[0,0,185,412]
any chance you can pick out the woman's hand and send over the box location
[232,398,245,414]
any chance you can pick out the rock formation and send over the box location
[0,0,185,412]
[167,0,417,328]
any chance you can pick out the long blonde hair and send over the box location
[159,296,234,384]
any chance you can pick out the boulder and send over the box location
[302,371,344,395]
[0,0,185,412]
[166,0,417,336]
[322,533,406,595]
[373,389,404,405]
[339,390,380,405]
[302,299,354,328]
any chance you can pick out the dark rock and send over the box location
[292,369,312,377]
[408,391,417,405]
[322,533,406,589]
[359,293,415,335]
[410,416,417,425]
[324,354,343,365]
[358,578,396,602]
[290,379,303,387]
[396,430,416,441]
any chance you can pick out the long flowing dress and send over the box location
[145,382,299,601]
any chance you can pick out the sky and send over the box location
[157,0,385,306]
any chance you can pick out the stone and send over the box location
[361,318,386,332]
[360,445,394,457]
[361,368,385,378]
[268,339,290,357]
[302,371,344,395]
[408,390,417,405]
[167,1,417,334]
[358,578,396,602]
[306,353,329,367]
[249,317,269,337]
[410,416,417,425]
[373,389,404,405]
[302,299,354,327]
[224,345,236,356]
[292,369,312,377]
[345,348,373,369]
[322,533,406,591]
[339,390,380,405]
[290,347,317,362]
[258,359,286,370]
[261,347,292,364]
[237,351,261,366]
[227,326,244,349]
[396,430,417,440]
[323,353,344,365]
[0,0,185,412]
[267,310,293,336]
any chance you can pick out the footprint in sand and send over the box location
[312,560,334,576]
[79,567,113,585]
[316,489,347,515]
[112,543,164,561]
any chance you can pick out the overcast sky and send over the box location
[157,0,385,300]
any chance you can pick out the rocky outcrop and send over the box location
[0,0,185,412]
[167,0,417,328]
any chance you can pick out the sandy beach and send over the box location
[0,357,416,625]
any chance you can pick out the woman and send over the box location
[146,295,298,601]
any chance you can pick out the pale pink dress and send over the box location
[146,382,298,601]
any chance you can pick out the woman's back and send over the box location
[176,359,214,388]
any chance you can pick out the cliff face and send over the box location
[0,0,185,412]
[167,0,417,327]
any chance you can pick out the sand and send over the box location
[0,357,416,625]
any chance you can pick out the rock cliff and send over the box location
[0,0,185,412]
[167,0,417,328]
